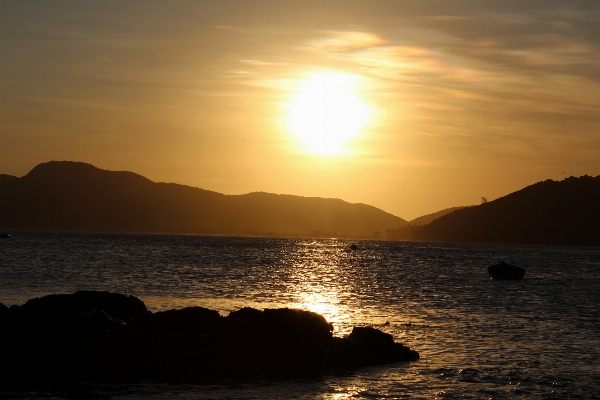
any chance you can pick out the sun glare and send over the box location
[286,72,372,155]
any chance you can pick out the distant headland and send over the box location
[412,175,600,246]
[1,161,598,246]
[0,161,407,238]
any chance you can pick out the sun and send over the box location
[286,72,372,155]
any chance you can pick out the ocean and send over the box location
[1,232,599,399]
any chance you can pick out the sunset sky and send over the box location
[2,1,599,220]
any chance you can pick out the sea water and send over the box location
[1,232,599,399]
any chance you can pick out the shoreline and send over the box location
[1,291,419,391]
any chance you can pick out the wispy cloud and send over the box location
[241,59,276,66]
[302,31,388,53]
[284,15,600,167]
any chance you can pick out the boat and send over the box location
[0,233,11,239]
[488,261,525,280]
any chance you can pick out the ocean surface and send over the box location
[1,232,600,399]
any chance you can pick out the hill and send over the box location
[409,206,470,226]
[0,161,407,237]
[412,175,600,246]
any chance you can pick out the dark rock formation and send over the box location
[18,290,147,320]
[128,306,221,335]
[488,261,526,280]
[350,244,358,250]
[0,291,419,391]
[348,327,418,365]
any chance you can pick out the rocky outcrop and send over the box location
[17,290,147,320]
[0,291,419,390]
[349,327,419,365]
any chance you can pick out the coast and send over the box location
[0,291,419,390]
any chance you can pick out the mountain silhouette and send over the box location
[412,175,600,246]
[409,206,470,226]
[0,161,407,237]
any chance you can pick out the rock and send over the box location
[488,261,526,280]
[350,244,358,250]
[348,326,419,365]
[129,306,222,335]
[17,291,147,321]
[0,302,8,322]
[324,336,357,370]
[217,307,335,378]
[77,310,124,331]
[225,307,333,341]
[0,291,419,390]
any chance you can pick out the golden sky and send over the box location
[2,1,599,220]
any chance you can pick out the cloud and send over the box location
[241,59,276,66]
[341,45,454,80]
[424,15,473,22]
[223,4,600,168]
[302,31,388,53]
[304,22,600,97]
[301,21,599,165]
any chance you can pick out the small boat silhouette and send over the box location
[0,233,11,239]
[488,261,525,280]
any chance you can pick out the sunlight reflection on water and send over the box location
[1,233,600,399]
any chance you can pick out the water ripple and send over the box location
[1,233,599,399]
